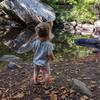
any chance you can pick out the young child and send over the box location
[32,22,54,85]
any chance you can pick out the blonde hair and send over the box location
[35,22,54,40]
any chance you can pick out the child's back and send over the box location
[32,39,53,66]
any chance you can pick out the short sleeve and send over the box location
[47,43,54,55]
[32,40,37,49]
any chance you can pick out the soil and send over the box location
[0,54,100,100]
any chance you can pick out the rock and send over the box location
[64,22,70,30]
[76,29,82,34]
[7,62,18,69]
[81,32,93,36]
[16,40,33,54]
[0,0,56,25]
[3,28,34,52]
[77,23,82,28]
[94,20,100,37]
[94,20,100,29]
[0,55,22,63]
[69,29,75,34]
[70,21,77,27]
[69,27,75,34]
[81,24,94,36]
[76,24,83,34]
[64,22,76,34]
[82,24,94,31]
[68,79,92,96]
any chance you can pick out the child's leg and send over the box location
[32,65,40,84]
[41,65,51,85]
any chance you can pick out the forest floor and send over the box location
[0,54,100,100]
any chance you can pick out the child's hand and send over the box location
[48,53,55,60]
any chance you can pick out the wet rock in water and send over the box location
[0,55,22,63]
[0,0,56,25]
[68,79,92,96]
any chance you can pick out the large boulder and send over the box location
[0,0,56,25]
[0,55,22,63]
[3,27,35,53]
[68,79,92,96]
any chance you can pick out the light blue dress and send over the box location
[32,39,53,67]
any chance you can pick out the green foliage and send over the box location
[67,0,79,5]
[66,33,92,58]
[53,31,92,58]
[42,0,98,23]
[68,4,96,23]
[62,0,98,23]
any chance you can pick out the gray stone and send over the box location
[7,62,18,69]
[76,24,83,34]
[76,29,82,34]
[64,22,71,30]
[77,23,82,27]
[3,28,34,51]
[16,40,33,54]
[68,78,92,96]
[0,55,22,63]
[69,26,75,34]
[81,24,94,36]
[82,24,94,32]
[94,20,100,38]
[94,20,100,29]
[94,20,100,28]
[81,31,93,36]
[70,21,77,26]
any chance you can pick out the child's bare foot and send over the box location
[31,77,38,85]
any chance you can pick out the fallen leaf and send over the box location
[91,81,96,84]
[34,98,41,100]
[12,92,24,98]
[90,84,97,88]
[49,93,57,100]
[61,95,66,99]
[60,86,65,90]
[63,90,67,94]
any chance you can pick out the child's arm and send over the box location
[48,52,55,60]
[47,43,54,60]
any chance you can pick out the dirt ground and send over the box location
[0,54,100,100]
